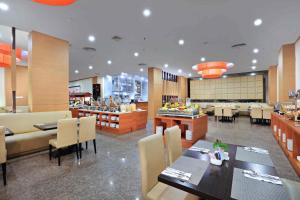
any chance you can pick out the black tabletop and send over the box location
[158,143,278,200]
[4,128,14,137]
[33,122,58,131]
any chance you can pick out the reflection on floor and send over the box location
[0,116,299,200]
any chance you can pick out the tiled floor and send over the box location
[0,116,299,200]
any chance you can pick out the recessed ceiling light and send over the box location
[178,69,182,74]
[223,75,227,78]
[253,48,259,54]
[251,66,257,70]
[0,2,9,11]
[88,65,93,70]
[188,73,192,77]
[140,68,144,72]
[250,72,256,76]
[88,35,95,42]
[143,9,151,17]
[201,57,206,62]
[141,77,145,81]
[254,18,263,26]
[107,60,112,65]
[178,39,184,46]
[164,64,169,68]
[74,70,79,74]
[134,52,139,57]
[252,59,257,64]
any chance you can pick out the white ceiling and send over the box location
[0,0,300,81]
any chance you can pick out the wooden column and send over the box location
[295,37,300,90]
[148,67,163,120]
[28,31,69,112]
[277,43,295,102]
[268,65,277,105]
[177,76,188,99]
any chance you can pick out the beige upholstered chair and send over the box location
[262,107,273,124]
[138,134,197,200]
[78,116,97,158]
[49,118,78,166]
[214,107,223,121]
[250,108,263,124]
[223,107,234,122]
[0,126,7,185]
[165,126,182,165]
[282,178,300,200]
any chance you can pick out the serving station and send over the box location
[78,109,147,134]
[271,113,300,176]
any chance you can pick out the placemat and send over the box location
[170,156,209,185]
[235,147,274,166]
[231,168,290,200]
[192,140,214,151]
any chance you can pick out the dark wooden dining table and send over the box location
[158,141,287,200]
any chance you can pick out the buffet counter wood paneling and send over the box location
[271,113,300,176]
[77,109,147,134]
[154,115,208,148]
[136,102,148,111]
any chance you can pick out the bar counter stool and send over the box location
[165,126,182,165]
[78,116,97,159]
[49,118,78,166]
[138,134,198,200]
[0,126,7,185]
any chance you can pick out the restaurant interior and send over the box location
[1,0,300,199]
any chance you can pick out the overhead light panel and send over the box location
[107,60,112,65]
[252,59,257,64]
[88,35,96,42]
[178,39,184,46]
[143,9,151,17]
[134,52,139,57]
[254,18,263,26]
[253,48,259,54]
[0,2,9,11]
[89,65,93,70]
[164,64,169,68]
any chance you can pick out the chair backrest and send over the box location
[263,108,273,120]
[214,107,223,117]
[57,118,78,148]
[223,107,233,117]
[0,126,7,164]
[138,134,165,200]
[165,126,182,165]
[250,108,262,119]
[79,116,96,142]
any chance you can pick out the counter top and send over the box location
[78,109,147,115]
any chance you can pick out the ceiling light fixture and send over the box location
[88,65,93,70]
[252,59,257,64]
[253,48,259,54]
[192,61,233,79]
[107,60,112,65]
[32,0,76,6]
[250,72,256,76]
[74,70,79,74]
[143,9,151,17]
[88,35,95,42]
[0,2,9,11]
[251,66,256,70]
[134,52,139,57]
[201,57,206,62]
[223,75,227,78]
[178,69,182,74]
[140,68,144,72]
[164,64,169,68]
[254,18,263,26]
[188,73,192,77]
[178,39,184,46]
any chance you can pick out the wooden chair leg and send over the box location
[57,149,61,166]
[86,141,88,150]
[93,139,97,154]
[79,143,82,159]
[2,163,6,186]
[75,144,79,160]
[49,145,52,160]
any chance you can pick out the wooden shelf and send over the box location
[271,113,300,176]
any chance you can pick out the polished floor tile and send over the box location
[0,117,298,200]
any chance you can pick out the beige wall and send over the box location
[5,65,28,106]
[148,67,163,120]
[268,65,277,105]
[28,31,69,112]
[277,44,295,102]
[296,37,300,91]
[190,75,264,100]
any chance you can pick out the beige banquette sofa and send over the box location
[0,111,71,158]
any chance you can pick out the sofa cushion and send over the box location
[5,129,57,158]
[0,111,71,134]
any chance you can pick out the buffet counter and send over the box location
[77,109,148,134]
[271,113,300,176]
[154,114,208,148]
